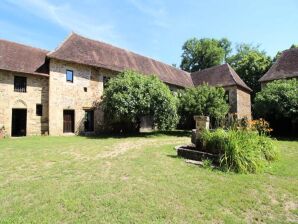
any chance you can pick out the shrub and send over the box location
[177,84,229,129]
[102,70,178,132]
[254,79,298,135]
[201,129,279,173]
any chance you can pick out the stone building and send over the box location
[0,33,252,136]
[259,47,298,86]
[191,64,252,119]
[0,40,49,136]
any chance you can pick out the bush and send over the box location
[102,70,178,132]
[177,84,229,129]
[254,79,298,135]
[201,129,279,173]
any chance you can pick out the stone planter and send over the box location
[176,145,217,161]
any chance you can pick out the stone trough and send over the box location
[175,116,218,163]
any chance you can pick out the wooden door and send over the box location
[63,110,74,133]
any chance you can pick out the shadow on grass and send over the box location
[82,130,191,140]
[166,154,179,159]
[274,136,298,142]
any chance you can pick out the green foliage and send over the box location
[202,129,279,173]
[227,44,272,98]
[177,84,229,129]
[180,38,229,72]
[254,79,298,123]
[219,38,232,61]
[102,70,178,132]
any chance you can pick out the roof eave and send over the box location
[0,68,49,77]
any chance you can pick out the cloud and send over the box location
[4,0,121,43]
[127,0,169,28]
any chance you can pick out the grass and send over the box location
[0,132,297,223]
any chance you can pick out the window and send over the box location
[225,90,230,104]
[66,70,73,82]
[36,104,43,116]
[14,76,27,92]
[103,76,110,88]
[84,110,94,132]
[84,87,88,92]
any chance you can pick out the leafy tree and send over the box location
[219,38,232,61]
[227,44,272,99]
[180,38,229,72]
[177,84,229,129]
[102,70,178,132]
[254,79,298,135]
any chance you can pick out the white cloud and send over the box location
[5,0,121,43]
[127,0,169,28]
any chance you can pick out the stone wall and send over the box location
[0,70,49,136]
[224,86,237,114]
[236,88,251,120]
[224,85,251,120]
[49,59,116,135]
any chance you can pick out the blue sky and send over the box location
[0,0,297,66]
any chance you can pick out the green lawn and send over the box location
[0,133,297,223]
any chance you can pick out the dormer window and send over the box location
[66,70,73,82]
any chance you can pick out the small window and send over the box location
[14,76,27,92]
[225,90,230,104]
[36,104,43,116]
[84,87,87,92]
[66,70,73,82]
[103,76,110,88]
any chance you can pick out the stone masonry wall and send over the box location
[224,86,237,114]
[0,70,49,136]
[49,59,116,135]
[224,85,251,120]
[236,88,251,120]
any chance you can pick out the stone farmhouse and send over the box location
[259,47,298,86]
[0,33,252,136]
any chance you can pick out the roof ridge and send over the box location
[68,32,190,75]
[191,63,228,75]
[47,32,75,56]
[226,64,238,85]
[0,38,49,53]
[227,64,252,92]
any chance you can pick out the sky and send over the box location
[0,0,297,66]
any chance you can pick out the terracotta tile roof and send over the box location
[48,33,193,87]
[259,48,298,82]
[0,39,49,76]
[191,63,252,92]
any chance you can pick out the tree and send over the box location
[177,84,229,129]
[227,44,272,99]
[102,70,178,132]
[219,38,232,61]
[180,38,229,72]
[254,79,298,135]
